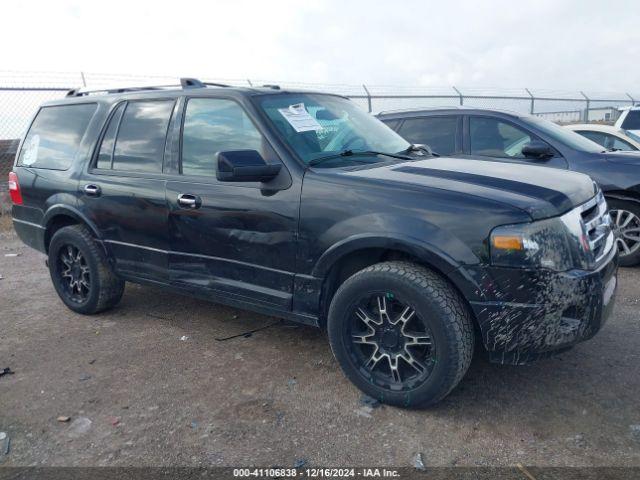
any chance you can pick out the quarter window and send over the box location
[18,103,97,170]
[398,116,460,155]
[469,117,532,158]
[111,100,174,173]
[181,98,262,176]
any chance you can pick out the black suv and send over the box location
[377,107,640,266]
[10,80,618,407]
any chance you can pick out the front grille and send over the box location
[578,191,614,265]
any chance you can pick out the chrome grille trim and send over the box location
[579,191,615,265]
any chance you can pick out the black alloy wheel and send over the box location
[57,244,91,304]
[346,292,436,391]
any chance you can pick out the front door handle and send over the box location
[84,184,101,197]
[177,193,201,209]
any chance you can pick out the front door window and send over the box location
[470,117,532,158]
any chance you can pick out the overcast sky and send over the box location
[3,0,639,92]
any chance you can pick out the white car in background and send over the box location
[565,123,640,151]
[614,106,640,136]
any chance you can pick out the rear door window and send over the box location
[397,116,461,155]
[111,100,174,173]
[18,103,97,170]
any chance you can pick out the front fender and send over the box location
[311,231,486,303]
[310,209,481,274]
[604,190,640,205]
[312,233,462,276]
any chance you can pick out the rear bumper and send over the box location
[12,217,46,253]
[467,247,618,365]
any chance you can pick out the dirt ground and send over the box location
[1,223,639,468]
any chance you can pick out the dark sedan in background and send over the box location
[377,107,640,266]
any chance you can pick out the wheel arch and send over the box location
[604,190,640,205]
[605,191,640,266]
[43,205,102,253]
[313,235,484,329]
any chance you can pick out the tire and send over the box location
[327,261,474,408]
[607,199,640,267]
[48,225,125,314]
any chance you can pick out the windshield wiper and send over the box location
[403,143,439,157]
[308,149,413,167]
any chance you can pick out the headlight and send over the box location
[490,214,590,271]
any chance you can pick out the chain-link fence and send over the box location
[2,71,639,191]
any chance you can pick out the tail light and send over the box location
[8,172,23,205]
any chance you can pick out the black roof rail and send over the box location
[65,77,229,97]
[262,84,281,90]
[66,85,169,97]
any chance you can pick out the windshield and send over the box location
[522,116,604,153]
[256,93,410,166]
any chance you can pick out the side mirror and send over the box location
[522,140,554,160]
[216,150,281,183]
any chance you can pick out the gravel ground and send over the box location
[0,224,639,468]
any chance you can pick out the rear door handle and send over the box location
[84,184,101,197]
[177,193,201,209]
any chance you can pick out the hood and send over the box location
[602,149,640,166]
[345,157,597,220]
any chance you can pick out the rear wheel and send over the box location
[607,199,640,267]
[327,261,474,407]
[49,225,125,314]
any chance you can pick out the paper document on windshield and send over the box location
[278,103,323,133]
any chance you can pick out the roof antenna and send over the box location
[180,78,205,89]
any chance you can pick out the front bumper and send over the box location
[467,246,618,365]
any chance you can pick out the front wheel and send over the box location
[607,199,640,267]
[327,261,474,407]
